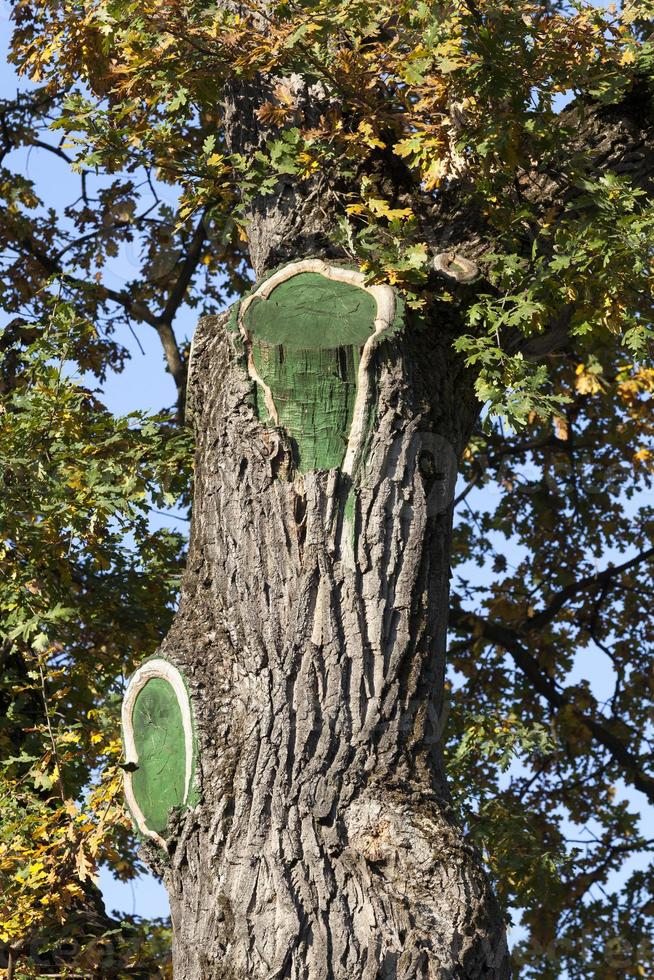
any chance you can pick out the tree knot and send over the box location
[432,251,479,284]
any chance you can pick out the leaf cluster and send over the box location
[9,0,654,423]
[447,330,654,976]
[0,301,190,972]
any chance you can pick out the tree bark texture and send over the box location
[138,276,511,979]
[114,63,525,979]
[118,64,654,978]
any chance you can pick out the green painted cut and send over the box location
[245,273,378,472]
[243,273,377,348]
[131,678,187,835]
[253,344,362,472]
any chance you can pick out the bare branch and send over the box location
[160,211,209,327]
[26,138,75,166]
[15,231,189,417]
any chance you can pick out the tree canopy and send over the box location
[1,1,653,976]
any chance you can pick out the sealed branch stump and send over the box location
[122,658,197,849]
[236,259,401,476]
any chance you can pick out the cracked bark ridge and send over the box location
[147,289,510,979]
[224,77,347,277]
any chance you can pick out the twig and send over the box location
[37,660,67,802]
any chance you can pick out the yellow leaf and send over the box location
[356,120,385,149]
[553,416,569,440]
[423,157,447,190]
[394,137,420,159]
[273,83,295,108]
[76,846,94,883]
[297,151,319,176]
[575,372,602,395]
[367,198,413,221]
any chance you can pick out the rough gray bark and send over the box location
[128,62,521,979]
[145,295,511,978]
[223,76,356,277]
[125,60,654,978]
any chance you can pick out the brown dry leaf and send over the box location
[554,416,569,440]
[75,846,94,883]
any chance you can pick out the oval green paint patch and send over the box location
[130,677,187,835]
[243,272,376,349]
[244,272,378,472]
[239,261,400,478]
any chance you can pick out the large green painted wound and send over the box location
[130,678,187,835]
[244,273,377,348]
[244,272,377,472]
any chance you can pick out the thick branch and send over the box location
[449,602,654,804]
[433,80,654,259]
[428,79,654,356]
[526,545,654,633]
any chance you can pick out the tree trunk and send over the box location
[126,256,510,977]
[118,71,512,979]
